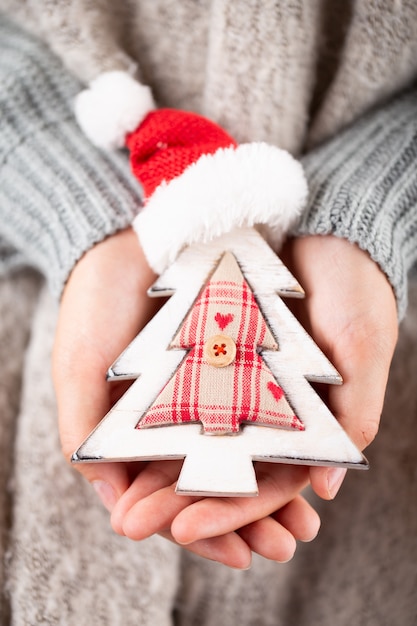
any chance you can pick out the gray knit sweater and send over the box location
[1,2,417,316]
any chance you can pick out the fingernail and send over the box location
[92,480,117,512]
[327,468,347,499]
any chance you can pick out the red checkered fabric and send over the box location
[137,253,304,434]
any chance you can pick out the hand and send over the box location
[111,459,319,568]
[111,234,397,564]
[52,228,160,507]
[281,235,398,499]
[52,227,320,569]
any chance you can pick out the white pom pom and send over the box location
[74,71,155,150]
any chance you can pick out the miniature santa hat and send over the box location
[75,71,308,274]
[129,109,308,273]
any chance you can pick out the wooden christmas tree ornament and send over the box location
[72,109,368,496]
[73,227,368,496]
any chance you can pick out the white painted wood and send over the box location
[108,227,306,379]
[73,227,368,496]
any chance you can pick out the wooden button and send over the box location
[203,334,236,368]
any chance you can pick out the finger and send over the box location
[238,517,296,563]
[111,459,186,535]
[282,236,398,501]
[274,494,321,542]
[159,530,252,570]
[55,359,133,507]
[114,464,253,569]
[237,495,320,562]
[309,310,395,500]
[52,229,159,507]
[308,466,346,501]
[308,319,393,499]
[327,318,396,450]
[120,482,201,541]
[170,463,309,545]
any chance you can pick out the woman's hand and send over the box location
[280,235,398,498]
[52,228,159,507]
[52,228,320,569]
[53,230,397,569]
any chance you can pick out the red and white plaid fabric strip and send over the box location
[138,253,304,434]
[171,251,278,350]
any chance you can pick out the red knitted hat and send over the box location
[125,108,308,274]
[73,70,307,270]
[126,109,237,198]
[73,72,307,265]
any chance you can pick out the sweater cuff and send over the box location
[0,17,143,297]
[296,86,417,320]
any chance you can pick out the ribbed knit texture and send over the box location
[1,11,417,310]
[2,12,417,311]
[297,87,417,319]
[5,2,417,151]
[0,18,144,296]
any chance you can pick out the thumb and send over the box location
[51,228,158,510]
[53,348,133,512]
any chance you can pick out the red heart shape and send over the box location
[214,312,234,331]
[267,381,284,402]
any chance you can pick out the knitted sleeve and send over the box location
[298,86,417,319]
[0,16,143,296]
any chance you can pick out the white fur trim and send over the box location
[74,71,155,150]
[134,143,308,273]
